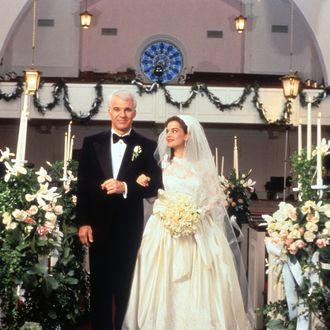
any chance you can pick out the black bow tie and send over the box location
[113,133,130,144]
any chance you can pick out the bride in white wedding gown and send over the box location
[122,115,252,330]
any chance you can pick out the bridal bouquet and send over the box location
[155,190,201,238]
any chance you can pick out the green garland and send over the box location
[132,79,293,125]
[2,78,330,124]
[62,82,103,122]
[0,78,24,101]
[33,80,103,121]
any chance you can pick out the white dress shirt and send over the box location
[111,129,131,196]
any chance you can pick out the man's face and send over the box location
[108,96,136,134]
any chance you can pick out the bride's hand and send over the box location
[136,174,151,187]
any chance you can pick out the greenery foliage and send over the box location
[0,150,89,329]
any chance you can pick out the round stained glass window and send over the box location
[139,40,184,83]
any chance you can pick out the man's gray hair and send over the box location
[108,90,137,109]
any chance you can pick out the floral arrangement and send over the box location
[154,190,201,238]
[0,148,89,330]
[263,201,330,260]
[261,145,330,330]
[219,169,256,225]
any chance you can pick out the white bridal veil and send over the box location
[155,114,254,322]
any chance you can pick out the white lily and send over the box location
[35,166,52,183]
[35,183,60,206]
[243,178,256,188]
[4,161,27,182]
[0,147,15,162]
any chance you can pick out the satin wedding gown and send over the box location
[122,157,251,330]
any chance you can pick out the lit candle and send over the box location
[215,147,219,173]
[233,136,239,178]
[316,112,322,186]
[221,156,224,176]
[307,101,312,160]
[15,93,29,165]
[63,132,68,178]
[298,119,302,157]
[69,135,75,161]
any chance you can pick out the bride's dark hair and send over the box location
[164,116,188,160]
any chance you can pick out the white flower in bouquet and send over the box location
[312,137,330,157]
[28,205,39,215]
[263,200,330,260]
[35,166,52,183]
[4,161,27,182]
[12,209,27,222]
[35,183,60,206]
[45,211,57,222]
[0,147,15,161]
[155,190,201,238]
[53,205,63,215]
[243,178,256,191]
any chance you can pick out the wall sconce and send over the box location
[24,67,41,95]
[280,0,300,99]
[23,0,41,95]
[280,72,300,99]
[235,1,247,33]
[235,14,247,33]
[80,0,93,29]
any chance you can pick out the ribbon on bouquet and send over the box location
[265,240,310,330]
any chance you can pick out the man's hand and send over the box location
[136,174,151,187]
[101,178,125,195]
[78,225,94,247]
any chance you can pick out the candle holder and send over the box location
[60,176,69,184]
[311,184,327,198]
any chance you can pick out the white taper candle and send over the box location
[307,101,312,160]
[316,112,322,186]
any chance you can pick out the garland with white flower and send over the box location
[0,148,89,330]
[260,143,330,330]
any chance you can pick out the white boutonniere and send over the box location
[132,145,142,161]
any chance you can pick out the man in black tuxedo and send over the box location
[77,90,162,330]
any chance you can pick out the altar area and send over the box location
[1,80,330,329]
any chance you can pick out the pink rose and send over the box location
[285,238,293,247]
[316,238,327,249]
[288,243,298,255]
[24,217,36,225]
[36,226,49,236]
[295,239,306,249]
[299,227,305,235]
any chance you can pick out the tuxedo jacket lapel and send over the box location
[94,130,113,178]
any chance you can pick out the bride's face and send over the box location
[165,120,188,153]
